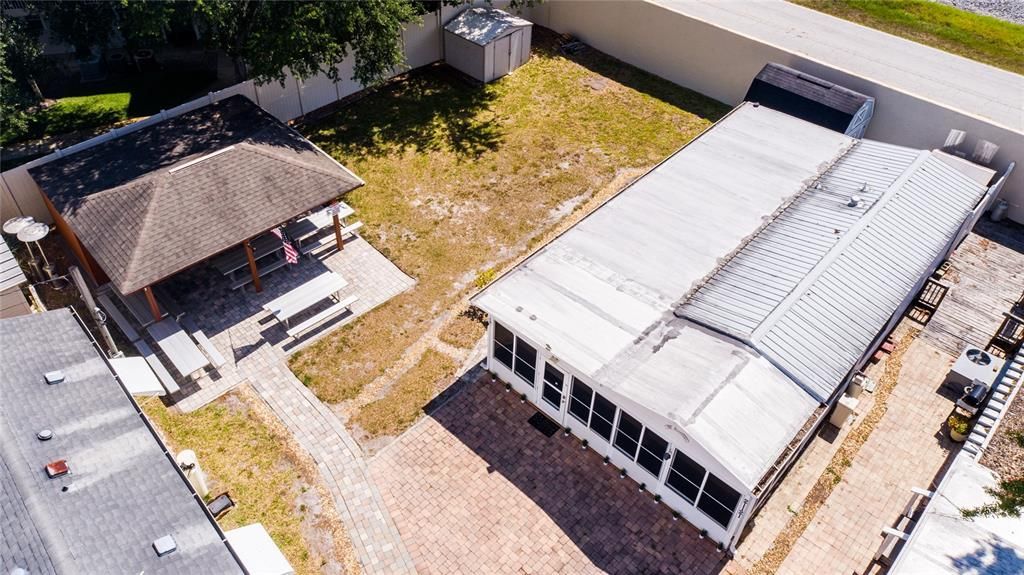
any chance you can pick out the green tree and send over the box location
[1,15,44,142]
[194,0,418,86]
[38,0,119,59]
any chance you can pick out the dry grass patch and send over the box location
[289,28,727,405]
[350,349,458,439]
[438,308,488,349]
[141,387,359,575]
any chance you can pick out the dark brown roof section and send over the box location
[30,96,363,294]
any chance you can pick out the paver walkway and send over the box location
[152,237,418,574]
[369,374,734,575]
[777,338,960,574]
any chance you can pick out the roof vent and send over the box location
[44,370,65,385]
[847,195,862,208]
[45,459,69,479]
[153,535,177,557]
[37,429,54,441]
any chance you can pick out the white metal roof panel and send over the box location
[473,104,852,486]
[683,139,921,338]
[445,7,531,46]
[757,154,988,400]
[474,104,853,375]
[0,234,28,292]
[109,356,166,396]
[226,524,295,575]
[597,321,818,488]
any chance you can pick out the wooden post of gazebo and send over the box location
[333,213,344,251]
[244,239,262,292]
[143,286,162,323]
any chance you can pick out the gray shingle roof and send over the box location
[29,96,363,294]
[0,309,244,575]
[748,62,872,115]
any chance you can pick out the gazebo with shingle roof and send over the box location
[29,96,363,320]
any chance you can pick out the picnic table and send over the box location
[210,233,288,290]
[284,203,363,257]
[262,271,358,337]
[147,318,211,378]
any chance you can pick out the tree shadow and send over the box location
[951,534,1024,574]
[305,63,503,162]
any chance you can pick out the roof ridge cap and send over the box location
[119,180,164,293]
[673,137,862,322]
[233,142,359,183]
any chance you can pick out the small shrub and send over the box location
[948,413,970,435]
[473,267,498,289]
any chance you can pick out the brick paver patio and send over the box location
[123,236,419,574]
[369,376,734,575]
[776,338,961,575]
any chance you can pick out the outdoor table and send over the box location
[285,202,355,251]
[262,271,349,327]
[147,318,211,378]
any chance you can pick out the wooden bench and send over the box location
[97,293,140,343]
[228,256,289,290]
[180,316,227,369]
[134,340,180,394]
[210,234,284,276]
[286,295,358,338]
[300,221,364,256]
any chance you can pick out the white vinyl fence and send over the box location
[0,4,475,223]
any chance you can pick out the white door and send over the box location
[493,36,511,79]
[509,30,522,71]
[538,361,567,423]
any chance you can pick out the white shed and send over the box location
[444,7,532,83]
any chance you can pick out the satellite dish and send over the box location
[17,222,50,243]
[3,216,34,235]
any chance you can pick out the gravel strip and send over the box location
[934,0,1024,25]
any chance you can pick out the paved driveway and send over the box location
[369,376,732,575]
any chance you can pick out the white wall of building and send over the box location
[485,318,756,548]
[524,0,1024,224]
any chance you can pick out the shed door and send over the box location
[509,30,523,71]
[493,35,511,79]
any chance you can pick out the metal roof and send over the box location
[0,234,28,292]
[444,7,531,46]
[473,103,990,487]
[0,309,243,575]
[683,140,920,338]
[683,148,988,401]
[473,104,853,487]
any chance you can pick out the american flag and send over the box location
[272,227,299,264]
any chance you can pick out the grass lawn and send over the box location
[141,388,359,575]
[792,0,1024,74]
[3,69,221,146]
[289,29,728,437]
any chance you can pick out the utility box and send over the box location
[830,395,860,428]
